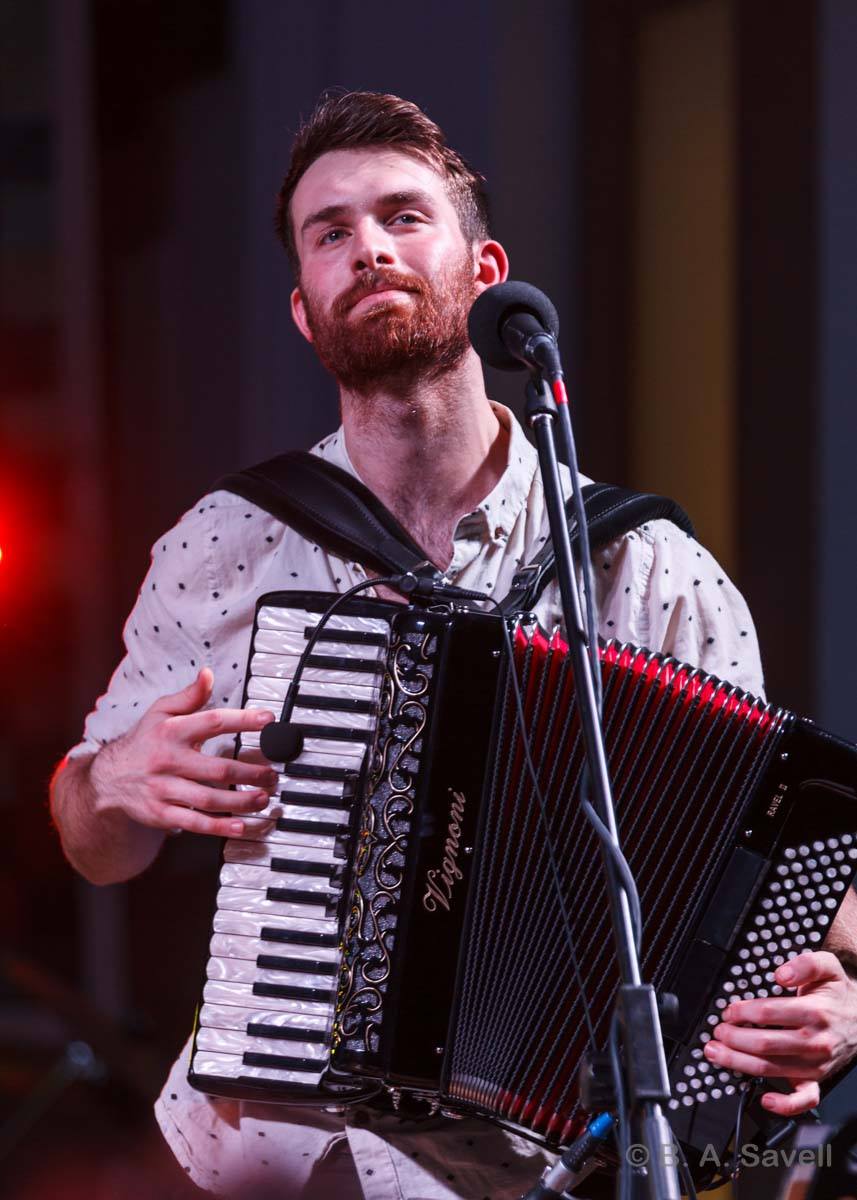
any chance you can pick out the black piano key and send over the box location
[253,981,335,1003]
[266,886,335,907]
[294,693,376,715]
[305,653,383,674]
[243,1050,323,1072]
[271,857,335,879]
[246,1021,328,1044]
[304,627,387,647]
[279,791,351,810]
[276,817,348,838]
[292,723,371,744]
[256,954,338,976]
[283,763,355,782]
[260,927,339,948]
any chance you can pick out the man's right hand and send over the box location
[89,667,278,838]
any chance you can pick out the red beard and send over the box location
[301,253,476,392]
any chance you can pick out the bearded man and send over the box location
[51,91,857,1199]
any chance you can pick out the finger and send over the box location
[777,950,846,990]
[760,1079,820,1117]
[703,1039,820,1079]
[712,1022,828,1065]
[155,777,271,816]
[169,706,276,744]
[170,752,279,792]
[719,997,821,1028]
[158,803,256,840]
[151,667,214,717]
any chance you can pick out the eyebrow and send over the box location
[300,190,436,237]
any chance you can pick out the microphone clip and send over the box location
[393,570,487,604]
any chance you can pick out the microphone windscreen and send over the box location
[467,281,560,371]
[260,721,304,764]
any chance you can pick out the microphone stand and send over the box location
[519,375,680,1200]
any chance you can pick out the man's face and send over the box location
[289,149,483,391]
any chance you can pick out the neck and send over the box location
[339,350,508,568]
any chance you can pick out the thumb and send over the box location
[153,667,214,716]
[776,949,845,991]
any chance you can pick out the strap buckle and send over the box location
[508,564,542,592]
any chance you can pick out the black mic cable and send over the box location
[259,571,488,764]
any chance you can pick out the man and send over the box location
[51,92,857,1198]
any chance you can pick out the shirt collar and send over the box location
[311,402,538,548]
[458,402,537,544]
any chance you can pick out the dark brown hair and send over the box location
[275,90,492,277]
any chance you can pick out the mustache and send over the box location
[333,270,425,317]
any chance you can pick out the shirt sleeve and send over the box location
[593,519,765,698]
[66,507,217,760]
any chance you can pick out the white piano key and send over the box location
[192,1049,322,1085]
[196,1026,329,1061]
[251,627,387,660]
[215,885,330,922]
[203,979,332,1017]
[243,801,350,825]
[218,864,337,893]
[248,653,382,690]
[233,798,347,827]
[271,779,350,801]
[299,679,383,704]
[207,956,335,991]
[209,932,338,963]
[199,1003,329,1035]
[294,737,369,760]
[234,780,350,813]
[292,703,375,728]
[244,684,376,733]
[238,816,344,851]
[223,841,340,868]
[257,608,390,637]
[212,909,338,940]
[248,679,382,708]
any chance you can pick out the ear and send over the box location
[472,239,509,294]
[290,287,314,344]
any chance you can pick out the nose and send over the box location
[350,218,395,273]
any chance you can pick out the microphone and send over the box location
[260,720,304,764]
[467,281,562,378]
[391,572,487,602]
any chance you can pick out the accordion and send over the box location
[188,591,857,1165]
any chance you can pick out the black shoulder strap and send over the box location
[216,451,694,609]
[215,450,431,577]
[499,484,695,614]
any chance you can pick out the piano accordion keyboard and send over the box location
[190,602,390,1094]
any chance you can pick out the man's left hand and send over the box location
[703,950,857,1117]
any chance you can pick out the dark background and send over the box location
[3,0,857,1195]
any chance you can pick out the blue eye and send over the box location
[320,229,346,245]
[391,213,419,225]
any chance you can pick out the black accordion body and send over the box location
[188,591,857,1163]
